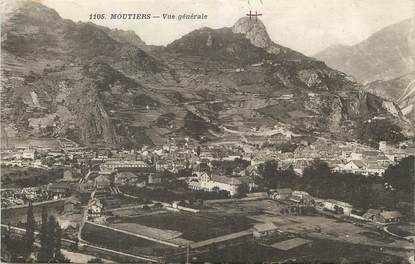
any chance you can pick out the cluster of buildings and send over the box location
[1,186,56,208]
[1,135,412,223]
[268,188,403,225]
[3,135,412,183]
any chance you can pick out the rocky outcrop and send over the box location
[232,17,306,59]
[95,25,148,50]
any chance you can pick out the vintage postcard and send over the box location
[1,0,414,263]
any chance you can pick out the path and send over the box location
[85,221,183,248]
[2,223,161,263]
[190,230,252,249]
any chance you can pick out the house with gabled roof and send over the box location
[253,222,278,238]
[367,210,402,224]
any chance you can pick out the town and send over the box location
[1,1,415,263]
[1,135,414,263]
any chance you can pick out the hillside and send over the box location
[364,72,415,123]
[161,17,413,145]
[315,18,415,83]
[1,2,413,148]
[1,1,176,147]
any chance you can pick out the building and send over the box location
[379,141,387,152]
[94,175,111,189]
[22,149,37,160]
[64,196,81,214]
[349,152,363,161]
[368,210,402,224]
[362,209,382,221]
[47,182,73,195]
[253,222,278,238]
[336,159,387,176]
[322,199,353,215]
[148,173,162,184]
[88,199,103,219]
[339,160,366,173]
[100,160,150,171]
[114,172,141,186]
[289,191,312,204]
[366,162,386,176]
[187,172,242,196]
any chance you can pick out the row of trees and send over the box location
[3,202,70,262]
[37,206,69,263]
[3,201,107,263]
[258,156,414,211]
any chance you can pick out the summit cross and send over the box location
[246,11,262,21]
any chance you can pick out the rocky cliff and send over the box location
[364,72,415,124]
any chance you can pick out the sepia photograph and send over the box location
[0,0,414,263]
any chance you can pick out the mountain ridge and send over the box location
[1,2,413,148]
[315,17,415,83]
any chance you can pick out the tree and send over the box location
[24,201,35,258]
[302,159,332,197]
[70,237,79,252]
[196,146,201,157]
[212,186,220,193]
[259,160,279,180]
[54,222,63,261]
[37,207,49,262]
[258,160,298,189]
[218,190,230,198]
[236,184,249,197]
[384,156,414,194]
[46,216,57,260]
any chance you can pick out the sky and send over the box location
[35,0,415,55]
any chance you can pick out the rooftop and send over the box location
[211,175,242,185]
[349,160,366,168]
[253,222,278,232]
[270,238,312,251]
[380,211,402,219]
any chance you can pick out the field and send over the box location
[387,224,415,237]
[108,210,255,242]
[85,198,413,260]
[185,238,405,263]
[81,222,175,256]
[208,199,413,252]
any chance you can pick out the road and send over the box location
[2,223,161,263]
[79,169,96,184]
[75,184,162,263]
